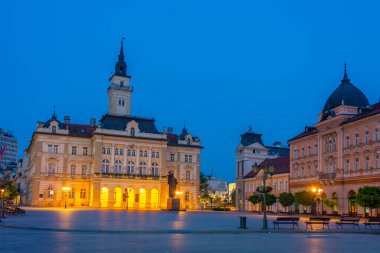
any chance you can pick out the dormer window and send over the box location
[52,126,56,134]
[130,127,135,137]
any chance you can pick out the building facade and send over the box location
[25,42,202,210]
[235,128,289,211]
[0,128,18,172]
[289,65,380,215]
[242,156,290,212]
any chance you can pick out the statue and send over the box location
[168,171,177,198]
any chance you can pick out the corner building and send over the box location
[25,42,202,210]
[289,65,380,215]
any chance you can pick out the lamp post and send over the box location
[62,186,71,209]
[312,187,323,215]
[253,164,275,230]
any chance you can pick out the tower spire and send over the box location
[342,61,350,83]
[52,105,57,120]
[114,38,128,76]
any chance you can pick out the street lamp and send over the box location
[62,186,71,209]
[253,164,275,230]
[312,187,323,215]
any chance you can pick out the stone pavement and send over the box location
[0,209,379,253]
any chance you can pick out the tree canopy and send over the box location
[357,186,380,209]
[295,191,315,207]
[278,192,295,209]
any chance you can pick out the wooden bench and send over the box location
[364,218,380,230]
[272,217,300,229]
[305,217,330,230]
[336,217,360,230]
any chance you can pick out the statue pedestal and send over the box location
[167,198,180,211]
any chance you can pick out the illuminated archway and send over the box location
[127,188,135,208]
[100,187,109,208]
[151,189,159,209]
[114,187,122,208]
[139,188,147,208]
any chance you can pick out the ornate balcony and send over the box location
[319,172,336,180]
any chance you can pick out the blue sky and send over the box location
[1,0,380,182]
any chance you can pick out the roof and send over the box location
[240,131,264,146]
[288,126,318,143]
[167,132,202,148]
[322,65,369,115]
[99,114,159,133]
[244,155,290,179]
[341,102,380,125]
[65,124,96,138]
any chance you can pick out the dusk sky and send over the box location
[1,0,380,182]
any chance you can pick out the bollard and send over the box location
[239,216,247,229]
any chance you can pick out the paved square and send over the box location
[1,209,379,253]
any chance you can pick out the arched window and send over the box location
[48,162,56,174]
[107,148,111,154]
[139,150,143,157]
[80,189,86,199]
[127,149,131,156]
[152,162,159,176]
[47,186,54,198]
[81,165,87,175]
[115,160,123,174]
[130,127,135,137]
[144,151,148,157]
[185,170,191,180]
[119,148,123,155]
[102,159,110,173]
[127,161,135,174]
[132,150,136,156]
[152,151,156,158]
[115,148,119,155]
[52,126,56,134]
[102,147,106,154]
[140,162,147,175]
[70,164,76,175]
[156,152,159,158]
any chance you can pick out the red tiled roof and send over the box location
[244,155,290,179]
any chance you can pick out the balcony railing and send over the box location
[94,172,162,180]
[319,172,336,180]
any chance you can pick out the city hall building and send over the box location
[25,42,202,210]
[289,65,380,215]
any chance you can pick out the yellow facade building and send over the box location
[25,41,202,210]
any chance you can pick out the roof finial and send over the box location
[119,37,125,60]
[114,38,128,76]
[342,61,349,82]
[183,120,187,132]
[52,105,57,119]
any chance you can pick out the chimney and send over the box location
[64,116,70,124]
[90,118,96,127]
[167,127,173,134]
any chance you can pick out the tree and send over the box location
[295,191,315,212]
[264,193,277,207]
[322,198,337,209]
[278,192,295,212]
[230,188,236,206]
[248,193,276,212]
[248,194,261,205]
[357,186,380,216]
[0,178,19,203]
[199,172,214,205]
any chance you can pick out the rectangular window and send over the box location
[307,146,311,157]
[355,158,359,172]
[48,144,53,153]
[314,145,318,155]
[185,155,189,162]
[53,145,58,153]
[365,131,370,144]
[273,181,277,191]
[345,160,350,173]
[170,154,175,162]
[345,136,350,148]
[83,147,88,156]
[307,166,311,177]
[284,180,288,191]
[355,133,359,146]
[375,129,379,142]
[375,155,379,169]
[365,156,370,170]
[72,146,77,155]
[189,155,193,163]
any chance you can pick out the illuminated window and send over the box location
[47,187,54,198]
[69,189,75,199]
[185,192,190,202]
